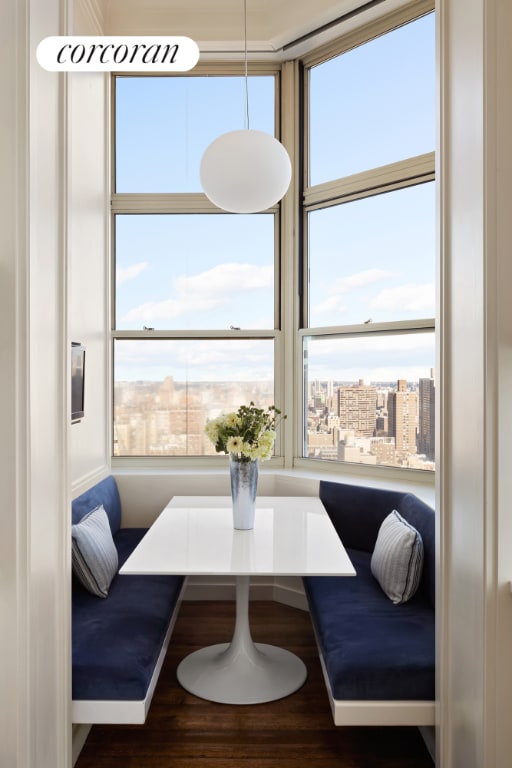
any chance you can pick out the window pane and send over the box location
[115,214,275,330]
[309,13,435,185]
[308,182,435,327]
[303,332,435,470]
[114,339,275,457]
[116,76,275,192]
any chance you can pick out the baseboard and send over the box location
[273,581,308,610]
[418,725,436,763]
[183,577,274,601]
[72,724,91,766]
[182,577,308,606]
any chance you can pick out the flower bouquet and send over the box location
[205,402,286,529]
[205,401,285,463]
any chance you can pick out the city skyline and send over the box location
[114,372,435,471]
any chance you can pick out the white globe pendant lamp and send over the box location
[200,0,292,213]
[200,128,291,213]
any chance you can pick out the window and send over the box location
[112,71,282,458]
[307,183,435,328]
[308,13,435,185]
[114,339,274,456]
[111,6,436,476]
[115,214,275,331]
[303,331,435,469]
[302,11,436,472]
[115,75,275,192]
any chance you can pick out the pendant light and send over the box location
[200,0,292,213]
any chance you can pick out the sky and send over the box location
[115,213,275,331]
[114,12,435,385]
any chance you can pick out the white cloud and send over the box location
[370,283,435,313]
[313,269,392,315]
[123,262,273,323]
[328,269,393,294]
[114,338,274,381]
[314,295,347,314]
[116,262,148,284]
[174,263,273,296]
[304,332,435,383]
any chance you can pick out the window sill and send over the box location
[112,457,435,509]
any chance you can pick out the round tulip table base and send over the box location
[176,576,308,704]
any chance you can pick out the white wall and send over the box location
[68,0,110,760]
[69,0,109,491]
[0,2,30,764]
[0,1,71,767]
[494,2,512,759]
[0,0,108,766]
[437,0,512,766]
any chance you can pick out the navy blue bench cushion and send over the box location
[397,493,435,608]
[73,527,184,702]
[319,480,407,553]
[72,475,122,536]
[319,480,435,608]
[303,548,435,702]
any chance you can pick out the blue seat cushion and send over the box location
[72,475,122,536]
[72,528,184,702]
[303,548,435,701]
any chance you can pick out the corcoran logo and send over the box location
[37,36,200,72]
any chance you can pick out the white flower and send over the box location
[204,402,286,461]
[226,435,243,454]
[244,443,260,461]
[225,412,240,428]
[257,444,273,461]
[204,418,219,441]
[260,430,276,446]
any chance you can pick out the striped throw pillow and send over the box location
[370,510,424,604]
[72,505,119,598]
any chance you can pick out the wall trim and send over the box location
[71,464,110,498]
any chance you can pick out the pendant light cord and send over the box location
[244,0,250,129]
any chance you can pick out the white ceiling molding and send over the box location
[103,0,415,59]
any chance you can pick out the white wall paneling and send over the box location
[69,0,110,490]
[0,1,71,767]
[437,0,512,766]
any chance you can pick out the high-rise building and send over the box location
[337,380,377,437]
[418,370,435,460]
[387,379,418,456]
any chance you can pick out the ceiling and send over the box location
[102,0,414,59]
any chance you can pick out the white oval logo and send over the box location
[36,36,200,72]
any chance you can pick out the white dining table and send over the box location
[120,495,355,705]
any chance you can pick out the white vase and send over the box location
[229,456,259,530]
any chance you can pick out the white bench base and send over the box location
[72,579,186,725]
[318,646,436,726]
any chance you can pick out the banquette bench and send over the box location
[72,475,186,724]
[303,480,435,726]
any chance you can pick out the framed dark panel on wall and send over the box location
[71,343,85,423]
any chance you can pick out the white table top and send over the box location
[120,496,355,577]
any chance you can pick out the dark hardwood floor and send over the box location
[75,600,434,768]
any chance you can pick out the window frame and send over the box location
[109,4,436,485]
[110,64,288,466]
[296,4,436,478]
